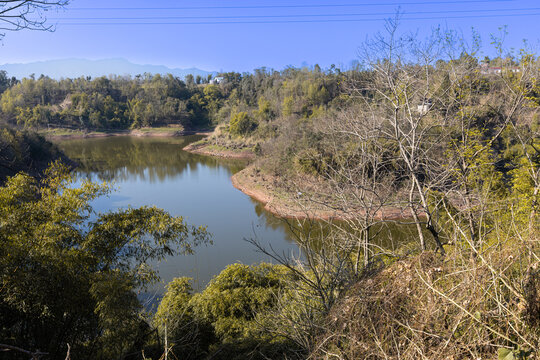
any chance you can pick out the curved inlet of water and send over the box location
[57,136,298,295]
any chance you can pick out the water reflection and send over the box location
[59,135,246,183]
[248,195,430,252]
[57,136,298,292]
[57,136,425,294]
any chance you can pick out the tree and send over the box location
[229,111,257,136]
[127,98,145,128]
[155,264,294,359]
[184,74,195,88]
[0,70,16,94]
[0,0,69,39]
[257,96,273,121]
[282,95,294,116]
[353,19,462,253]
[154,277,215,360]
[0,127,62,180]
[0,162,210,359]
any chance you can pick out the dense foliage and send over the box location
[0,30,538,360]
[0,66,342,132]
[154,263,298,359]
[0,163,209,359]
[0,126,64,182]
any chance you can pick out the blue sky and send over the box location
[2,0,539,72]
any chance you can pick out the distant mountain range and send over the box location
[0,58,215,80]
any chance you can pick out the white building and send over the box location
[210,76,225,85]
[479,63,520,75]
[417,98,432,115]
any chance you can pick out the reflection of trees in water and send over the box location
[62,135,422,253]
[249,195,431,251]
[58,136,246,183]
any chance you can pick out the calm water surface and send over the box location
[57,135,425,299]
[57,135,298,293]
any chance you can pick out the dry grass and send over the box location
[312,244,540,360]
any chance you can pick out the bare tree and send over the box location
[351,18,483,254]
[247,221,357,355]
[0,0,69,38]
[317,107,399,271]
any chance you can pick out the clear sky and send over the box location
[2,0,540,72]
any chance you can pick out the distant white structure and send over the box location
[480,63,520,75]
[417,98,432,115]
[210,76,224,85]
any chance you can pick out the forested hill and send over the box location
[0,66,343,131]
[0,70,68,182]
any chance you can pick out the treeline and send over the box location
[0,30,539,359]
[0,65,344,131]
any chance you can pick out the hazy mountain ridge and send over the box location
[0,58,215,79]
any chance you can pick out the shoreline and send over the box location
[43,128,213,140]
[183,142,255,160]
[48,128,414,222]
[231,167,414,221]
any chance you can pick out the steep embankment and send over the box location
[311,248,540,359]
[231,166,413,220]
[0,127,71,182]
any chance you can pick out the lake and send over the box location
[57,135,299,295]
[57,135,425,301]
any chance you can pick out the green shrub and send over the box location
[294,148,328,175]
[156,263,295,359]
[229,111,258,136]
[191,263,287,342]
[154,277,215,359]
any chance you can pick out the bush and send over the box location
[156,263,297,359]
[154,277,215,359]
[192,263,287,342]
[229,111,258,136]
[0,126,64,182]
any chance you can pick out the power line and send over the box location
[69,0,513,11]
[57,12,540,25]
[51,7,540,21]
